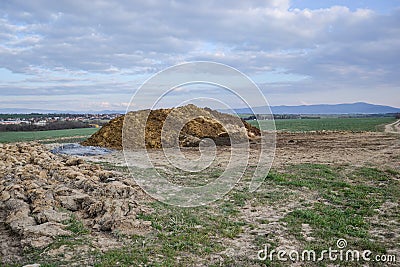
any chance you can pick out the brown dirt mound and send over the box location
[82,104,261,149]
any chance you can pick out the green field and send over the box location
[249,117,396,132]
[0,128,99,143]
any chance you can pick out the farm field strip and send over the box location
[0,128,99,143]
[249,117,397,132]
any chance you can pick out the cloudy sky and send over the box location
[1,0,399,111]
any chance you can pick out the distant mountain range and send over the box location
[1,102,399,115]
[230,102,400,115]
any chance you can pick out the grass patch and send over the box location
[20,215,92,266]
[156,167,223,187]
[95,202,245,266]
[64,214,91,235]
[93,161,130,172]
[268,164,400,255]
[0,128,98,143]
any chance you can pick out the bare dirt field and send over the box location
[85,131,400,171]
[1,130,399,266]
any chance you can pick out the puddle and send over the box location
[50,143,113,156]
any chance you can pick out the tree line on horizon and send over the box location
[0,121,92,132]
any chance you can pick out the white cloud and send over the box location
[0,0,399,109]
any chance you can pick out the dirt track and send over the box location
[385,119,400,134]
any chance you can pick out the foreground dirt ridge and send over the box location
[0,142,152,264]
